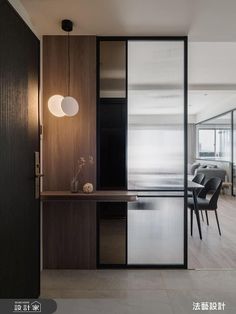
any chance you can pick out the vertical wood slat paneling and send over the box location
[43,202,96,269]
[42,36,97,269]
[43,36,96,191]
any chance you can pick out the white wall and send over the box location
[195,97,236,123]
[188,42,236,122]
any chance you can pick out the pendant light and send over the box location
[48,94,65,117]
[48,19,79,117]
[61,19,79,116]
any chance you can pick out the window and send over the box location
[198,128,231,160]
[198,129,215,157]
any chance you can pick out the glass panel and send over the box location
[128,41,184,190]
[128,197,184,265]
[100,41,126,98]
[99,203,126,265]
[127,40,185,266]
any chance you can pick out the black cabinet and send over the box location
[97,98,127,189]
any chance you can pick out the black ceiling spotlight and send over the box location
[61,19,73,32]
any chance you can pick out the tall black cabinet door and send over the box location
[0,1,40,298]
[97,99,127,189]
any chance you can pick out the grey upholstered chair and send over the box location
[192,173,205,185]
[188,177,222,236]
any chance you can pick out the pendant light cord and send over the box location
[67,31,70,96]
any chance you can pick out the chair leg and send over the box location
[215,210,221,236]
[191,209,193,236]
[205,210,209,225]
[192,190,202,240]
[201,210,204,221]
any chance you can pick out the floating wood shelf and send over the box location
[41,190,138,202]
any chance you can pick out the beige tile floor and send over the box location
[41,196,236,313]
[41,269,236,314]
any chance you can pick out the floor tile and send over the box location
[54,290,173,314]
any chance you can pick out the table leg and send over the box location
[192,189,202,240]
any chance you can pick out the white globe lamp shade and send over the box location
[48,95,65,117]
[61,96,79,116]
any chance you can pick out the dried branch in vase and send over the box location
[71,155,94,183]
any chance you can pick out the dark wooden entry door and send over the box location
[0,1,40,298]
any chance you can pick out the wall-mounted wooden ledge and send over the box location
[40,190,138,202]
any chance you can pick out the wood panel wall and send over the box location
[43,202,96,269]
[42,36,97,269]
[43,36,96,190]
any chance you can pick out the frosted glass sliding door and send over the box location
[128,41,185,190]
[127,40,186,265]
[128,196,184,264]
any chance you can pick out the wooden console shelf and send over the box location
[41,190,138,202]
[41,190,137,269]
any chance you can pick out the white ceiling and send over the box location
[16,0,236,121]
[189,43,236,85]
[189,91,236,115]
[19,0,236,41]
[19,0,191,36]
[189,42,236,120]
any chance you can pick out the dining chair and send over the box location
[189,173,205,220]
[188,177,222,236]
[192,173,205,185]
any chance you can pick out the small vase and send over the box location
[70,179,79,193]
